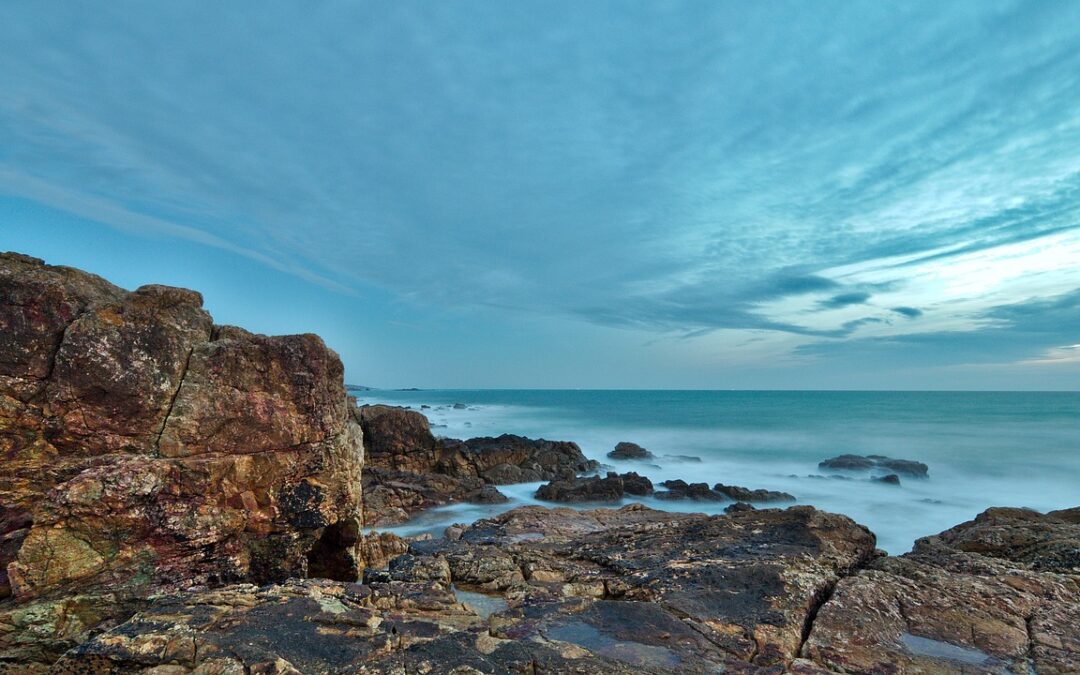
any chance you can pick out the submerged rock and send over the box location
[713,482,796,502]
[819,453,929,477]
[607,441,654,460]
[873,473,901,485]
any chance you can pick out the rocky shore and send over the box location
[1,253,1077,673]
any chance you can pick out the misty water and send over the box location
[356,390,1080,554]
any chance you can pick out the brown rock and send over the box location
[355,404,440,473]
[362,467,508,528]
[803,506,1080,674]
[0,254,364,670]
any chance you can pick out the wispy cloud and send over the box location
[2,1,1079,383]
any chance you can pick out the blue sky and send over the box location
[2,1,1079,389]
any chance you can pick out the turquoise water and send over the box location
[355,390,1080,553]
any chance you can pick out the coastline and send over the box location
[1,253,1076,673]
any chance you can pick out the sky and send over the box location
[2,1,1079,389]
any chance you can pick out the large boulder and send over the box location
[0,253,365,669]
[355,404,440,473]
[443,434,599,483]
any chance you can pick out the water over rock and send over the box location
[819,453,929,477]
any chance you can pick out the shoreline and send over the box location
[2,253,1076,673]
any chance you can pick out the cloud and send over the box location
[891,307,923,319]
[818,292,872,310]
[1,0,1080,384]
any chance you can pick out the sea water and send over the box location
[354,390,1080,554]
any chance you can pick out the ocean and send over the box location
[354,389,1080,554]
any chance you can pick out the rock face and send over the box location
[0,253,364,668]
[357,405,598,524]
[819,453,929,477]
[803,507,1080,673]
[607,441,653,460]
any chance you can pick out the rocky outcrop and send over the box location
[713,482,796,502]
[0,253,364,669]
[803,507,1080,673]
[819,453,929,477]
[64,504,877,672]
[357,405,598,524]
[363,468,508,528]
[535,472,654,503]
[26,498,1080,673]
[607,441,653,460]
[654,479,727,501]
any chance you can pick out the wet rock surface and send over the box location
[818,453,929,477]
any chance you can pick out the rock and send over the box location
[819,453,929,477]
[713,482,796,502]
[445,434,600,483]
[655,479,727,501]
[663,454,702,463]
[534,471,653,504]
[357,408,597,482]
[607,441,653,460]
[357,531,412,570]
[355,404,440,474]
[725,502,756,513]
[362,468,508,528]
[873,473,901,485]
[803,507,1080,674]
[452,402,468,409]
[620,471,654,496]
[357,408,597,525]
[0,253,365,669]
[413,504,878,668]
[60,505,878,672]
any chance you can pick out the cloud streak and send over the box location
[1,1,1079,383]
